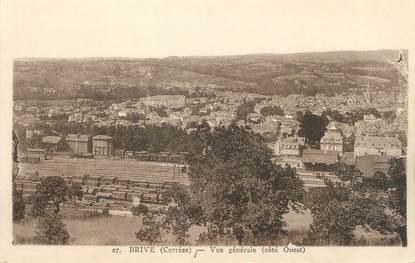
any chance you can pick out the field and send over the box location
[351,74,392,84]
[273,72,318,81]
[13,208,399,246]
[13,208,310,245]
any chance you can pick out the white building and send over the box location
[320,122,343,155]
[354,136,402,157]
[140,95,186,108]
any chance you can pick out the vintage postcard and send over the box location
[1,0,415,262]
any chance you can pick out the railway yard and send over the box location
[16,156,340,211]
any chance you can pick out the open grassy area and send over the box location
[13,208,399,246]
[13,207,206,245]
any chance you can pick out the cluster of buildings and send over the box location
[23,134,113,161]
[15,85,407,179]
[267,119,404,178]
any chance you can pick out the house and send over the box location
[26,129,43,139]
[320,122,343,155]
[247,112,263,123]
[302,149,339,171]
[93,135,113,156]
[68,112,83,122]
[347,95,357,105]
[26,148,46,161]
[140,95,186,108]
[25,106,39,113]
[355,155,394,177]
[14,103,23,111]
[354,136,402,157]
[363,114,377,122]
[355,119,391,137]
[66,134,92,154]
[274,136,302,156]
[41,136,62,153]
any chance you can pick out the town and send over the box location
[14,88,407,193]
[12,51,408,246]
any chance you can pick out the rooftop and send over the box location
[93,135,113,140]
[354,136,402,148]
[66,134,91,142]
[42,136,61,144]
[302,149,339,164]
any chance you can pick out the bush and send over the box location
[13,235,35,245]
[13,187,25,222]
[135,213,167,245]
[34,213,69,245]
[102,208,110,216]
[131,204,149,216]
[31,193,48,217]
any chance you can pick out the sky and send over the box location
[1,0,415,58]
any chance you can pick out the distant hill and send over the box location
[14,49,406,100]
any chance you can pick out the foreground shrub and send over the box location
[13,235,35,245]
[131,204,149,216]
[34,213,69,245]
[102,208,110,216]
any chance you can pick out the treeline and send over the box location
[27,121,200,154]
[235,101,256,121]
[260,105,284,116]
[135,124,406,246]
[13,124,407,246]
[14,85,190,101]
[109,125,191,153]
[323,108,395,123]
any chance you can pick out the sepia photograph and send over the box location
[11,50,408,247]
[1,0,415,262]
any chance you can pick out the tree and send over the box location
[307,179,393,245]
[31,192,49,217]
[68,182,83,200]
[135,213,167,245]
[34,213,69,245]
[164,206,192,244]
[332,157,407,246]
[260,106,284,117]
[33,176,69,215]
[335,163,362,182]
[298,111,328,148]
[13,188,25,222]
[324,108,345,123]
[198,224,221,245]
[162,184,201,244]
[150,106,168,117]
[362,171,389,191]
[13,130,25,222]
[388,158,406,219]
[235,101,256,121]
[131,204,149,216]
[388,157,407,246]
[12,130,19,179]
[295,110,304,122]
[343,133,355,152]
[187,124,304,245]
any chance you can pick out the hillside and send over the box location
[13,50,406,99]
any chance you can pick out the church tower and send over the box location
[364,82,372,105]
